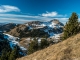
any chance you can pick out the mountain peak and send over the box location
[50,19,59,23]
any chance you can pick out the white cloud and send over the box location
[0,10,68,24]
[0,5,20,13]
[0,4,70,24]
[41,11,66,17]
[0,13,68,24]
[42,11,57,17]
[0,14,39,18]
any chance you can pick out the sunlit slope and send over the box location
[17,33,80,60]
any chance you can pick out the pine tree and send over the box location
[27,39,38,55]
[0,40,11,60]
[0,49,7,60]
[9,46,21,60]
[0,40,22,60]
[40,39,49,49]
[9,49,16,60]
[63,12,80,39]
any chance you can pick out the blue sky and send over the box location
[0,0,80,24]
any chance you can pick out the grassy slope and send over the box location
[17,33,80,60]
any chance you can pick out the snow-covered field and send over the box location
[3,33,27,51]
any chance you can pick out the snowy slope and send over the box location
[25,19,64,39]
[3,33,27,51]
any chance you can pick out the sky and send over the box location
[0,0,80,24]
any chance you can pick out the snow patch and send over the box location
[3,33,27,51]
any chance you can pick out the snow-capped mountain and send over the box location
[5,19,64,50]
[25,19,64,39]
[0,19,64,56]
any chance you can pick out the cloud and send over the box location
[0,13,68,24]
[0,9,68,24]
[0,14,39,18]
[0,5,20,13]
[41,11,66,17]
[42,11,57,17]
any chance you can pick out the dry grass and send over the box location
[19,38,31,49]
[7,24,26,37]
[17,33,80,60]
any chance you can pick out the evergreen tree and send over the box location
[27,39,38,55]
[40,39,49,49]
[27,38,50,55]
[0,40,22,60]
[0,40,11,60]
[9,49,16,60]
[63,12,80,39]
[9,46,22,60]
[0,49,7,60]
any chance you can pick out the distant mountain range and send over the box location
[0,23,17,32]
[7,19,64,38]
[0,19,64,57]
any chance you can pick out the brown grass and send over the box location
[7,24,26,37]
[19,38,31,49]
[17,33,80,60]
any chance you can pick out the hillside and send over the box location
[17,33,80,60]
[6,20,64,52]
[7,19,64,38]
[7,24,28,37]
[0,23,16,32]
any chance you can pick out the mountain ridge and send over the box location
[7,19,64,39]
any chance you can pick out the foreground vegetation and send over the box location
[63,12,80,39]
[0,40,22,60]
[28,38,49,55]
